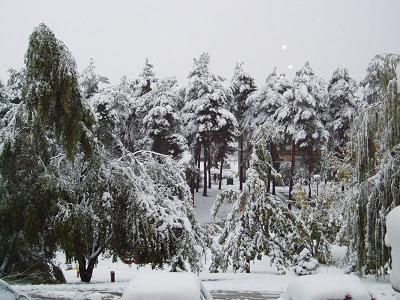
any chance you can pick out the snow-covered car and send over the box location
[121,272,213,300]
[280,274,371,300]
[385,206,400,292]
[0,280,30,300]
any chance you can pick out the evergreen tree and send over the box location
[248,68,291,194]
[276,62,328,200]
[326,67,357,155]
[183,53,229,196]
[211,134,309,273]
[142,77,188,158]
[229,63,257,191]
[248,68,291,131]
[80,58,109,100]
[135,58,157,96]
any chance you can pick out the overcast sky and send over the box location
[1,0,400,86]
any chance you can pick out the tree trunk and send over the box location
[219,157,224,190]
[288,141,296,210]
[308,163,312,199]
[0,255,9,278]
[196,144,201,192]
[245,259,250,273]
[267,167,271,193]
[203,144,208,197]
[270,142,279,196]
[208,147,212,189]
[239,134,244,191]
[78,255,97,283]
[190,172,195,206]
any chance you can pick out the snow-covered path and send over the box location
[193,180,238,224]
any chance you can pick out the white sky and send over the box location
[1,0,400,86]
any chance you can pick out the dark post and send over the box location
[110,271,115,282]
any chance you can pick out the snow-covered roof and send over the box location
[120,272,205,300]
[280,274,370,300]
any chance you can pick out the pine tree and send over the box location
[135,58,157,96]
[229,63,257,191]
[276,62,328,200]
[80,58,109,100]
[212,133,309,273]
[248,68,291,194]
[142,77,188,158]
[183,53,229,196]
[326,67,357,156]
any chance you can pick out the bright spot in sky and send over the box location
[282,44,287,50]
[288,65,293,70]
[317,17,321,23]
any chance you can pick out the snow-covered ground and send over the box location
[10,179,398,300]
[11,256,397,299]
[193,179,238,224]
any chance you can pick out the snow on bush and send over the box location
[280,274,370,300]
[293,248,319,276]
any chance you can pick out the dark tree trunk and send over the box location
[190,173,195,206]
[196,144,201,192]
[219,157,224,190]
[272,177,276,195]
[288,141,296,210]
[239,134,244,191]
[308,156,312,199]
[267,167,271,193]
[208,147,212,189]
[203,144,208,197]
[270,142,279,196]
[78,255,97,283]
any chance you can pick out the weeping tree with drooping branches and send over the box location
[345,54,400,275]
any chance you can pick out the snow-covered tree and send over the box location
[212,133,308,273]
[345,54,400,275]
[276,62,328,200]
[142,77,188,158]
[183,53,232,196]
[247,68,291,194]
[80,58,109,100]
[247,68,291,131]
[214,110,238,189]
[135,58,157,96]
[0,23,94,282]
[229,63,257,191]
[360,54,400,106]
[326,67,357,155]
[0,24,206,284]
